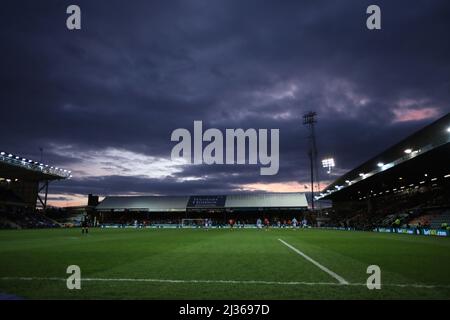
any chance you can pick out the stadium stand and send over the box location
[319,113,450,235]
[95,193,309,227]
[0,150,71,229]
[0,206,60,229]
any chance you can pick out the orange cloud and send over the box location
[237,181,330,193]
[47,194,89,208]
[393,107,439,123]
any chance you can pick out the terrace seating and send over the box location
[0,207,60,229]
[429,211,450,229]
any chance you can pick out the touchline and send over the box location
[171,121,279,175]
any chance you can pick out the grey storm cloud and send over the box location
[1,0,449,200]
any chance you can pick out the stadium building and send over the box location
[317,113,450,233]
[95,193,308,227]
[0,151,71,228]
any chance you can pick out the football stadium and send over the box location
[1,113,449,300]
[2,2,450,308]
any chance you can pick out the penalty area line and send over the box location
[1,277,449,289]
[278,238,349,285]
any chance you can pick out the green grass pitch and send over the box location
[0,228,449,299]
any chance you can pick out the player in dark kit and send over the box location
[264,217,270,231]
[81,214,89,235]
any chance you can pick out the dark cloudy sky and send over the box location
[1,1,449,206]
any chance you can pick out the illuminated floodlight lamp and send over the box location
[404,148,412,154]
[322,158,335,174]
[447,127,450,133]
[377,162,384,168]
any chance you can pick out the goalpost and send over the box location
[181,218,206,228]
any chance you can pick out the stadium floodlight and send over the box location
[8,154,13,157]
[377,162,384,168]
[404,148,412,154]
[359,173,364,177]
[0,152,4,155]
[321,158,335,174]
[447,127,450,133]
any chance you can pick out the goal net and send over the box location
[181,218,206,228]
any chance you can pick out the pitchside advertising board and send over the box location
[375,227,449,237]
[187,195,227,208]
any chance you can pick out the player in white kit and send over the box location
[292,217,298,229]
[256,218,262,229]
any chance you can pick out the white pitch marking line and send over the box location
[278,238,349,285]
[0,277,337,286]
[1,277,449,289]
